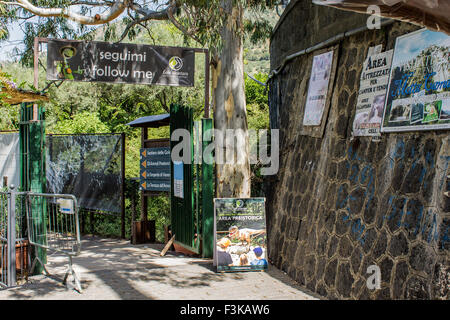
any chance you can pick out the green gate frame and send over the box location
[20,102,47,274]
[170,104,214,258]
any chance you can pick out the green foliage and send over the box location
[244,72,269,197]
[0,69,20,130]
[245,73,269,130]
[0,4,8,40]
[0,103,19,130]
[49,111,109,134]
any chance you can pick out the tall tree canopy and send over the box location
[0,0,280,197]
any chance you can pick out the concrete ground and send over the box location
[0,236,318,300]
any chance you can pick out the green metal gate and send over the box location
[19,102,47,274]
[170,104,214,258]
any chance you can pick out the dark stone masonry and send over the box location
[266,0,449,299]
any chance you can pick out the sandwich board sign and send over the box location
[213,198,268,272]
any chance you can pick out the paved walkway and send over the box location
[0,236,318,300]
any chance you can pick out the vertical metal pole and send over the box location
[121,132,126,239]
[204,49,210,119]
[201,118,214,258]
[7,186,16,287]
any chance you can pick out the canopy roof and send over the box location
[1,87,49,105]
[313,0,450,35]
[1,70,49,105]
[126,113,170,128]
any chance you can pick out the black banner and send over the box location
[47,40,195,86]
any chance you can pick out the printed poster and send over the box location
[353,49,393,136]
[303,50,334,126]
[214,198,267,272]
[381,29,450,132]
[47,40,195,86]
[173,161,184,199]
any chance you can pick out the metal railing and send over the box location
[0,188,29,288]
[0,188,82,292]
[26,192,82,292]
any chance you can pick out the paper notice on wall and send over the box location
[352,49,393,136]
[303,50,334,126]
[0,133,20,188]
[173,161,184,199]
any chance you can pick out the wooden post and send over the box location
[90,211,94,235]
[121,132,126,239]
[140,127,148,222]
[204,49,210,119]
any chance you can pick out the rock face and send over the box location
[267,0,450,300]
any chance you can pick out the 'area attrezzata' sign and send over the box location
[47,40,195,86]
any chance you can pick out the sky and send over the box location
[0,21,26,61]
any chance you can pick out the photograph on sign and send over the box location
[352,49,393,136]
[381,29,450,132]
[47,40,195,87]
[303,50,334,126]
[213,198,267,273]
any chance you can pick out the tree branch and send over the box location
[166,0,201,44]
[117,5,169,42]
[3,0,127,25]
[40,79,65,93]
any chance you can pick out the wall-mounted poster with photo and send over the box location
[353,49,393,136]
[381,29,450,132]
[303,50,335,126]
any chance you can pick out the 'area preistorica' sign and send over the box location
[47,40,195,86]
[213,198,267,273]
[381,29,450,132]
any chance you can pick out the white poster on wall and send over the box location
[0,133,20,188]
[353,49,394,136]
[303,50,334,126]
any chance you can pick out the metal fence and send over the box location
[26,192,82,292]
[0,189,29,288]
[0,189,82,292]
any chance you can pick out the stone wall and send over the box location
[267,0,450,299]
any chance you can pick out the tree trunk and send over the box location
[212,2,251,198]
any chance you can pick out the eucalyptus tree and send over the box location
[0,0,279,197]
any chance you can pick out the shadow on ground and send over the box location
[0,235,317,300]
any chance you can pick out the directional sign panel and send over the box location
[140,147,171,192]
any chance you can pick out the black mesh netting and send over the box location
[46,134,123,213]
